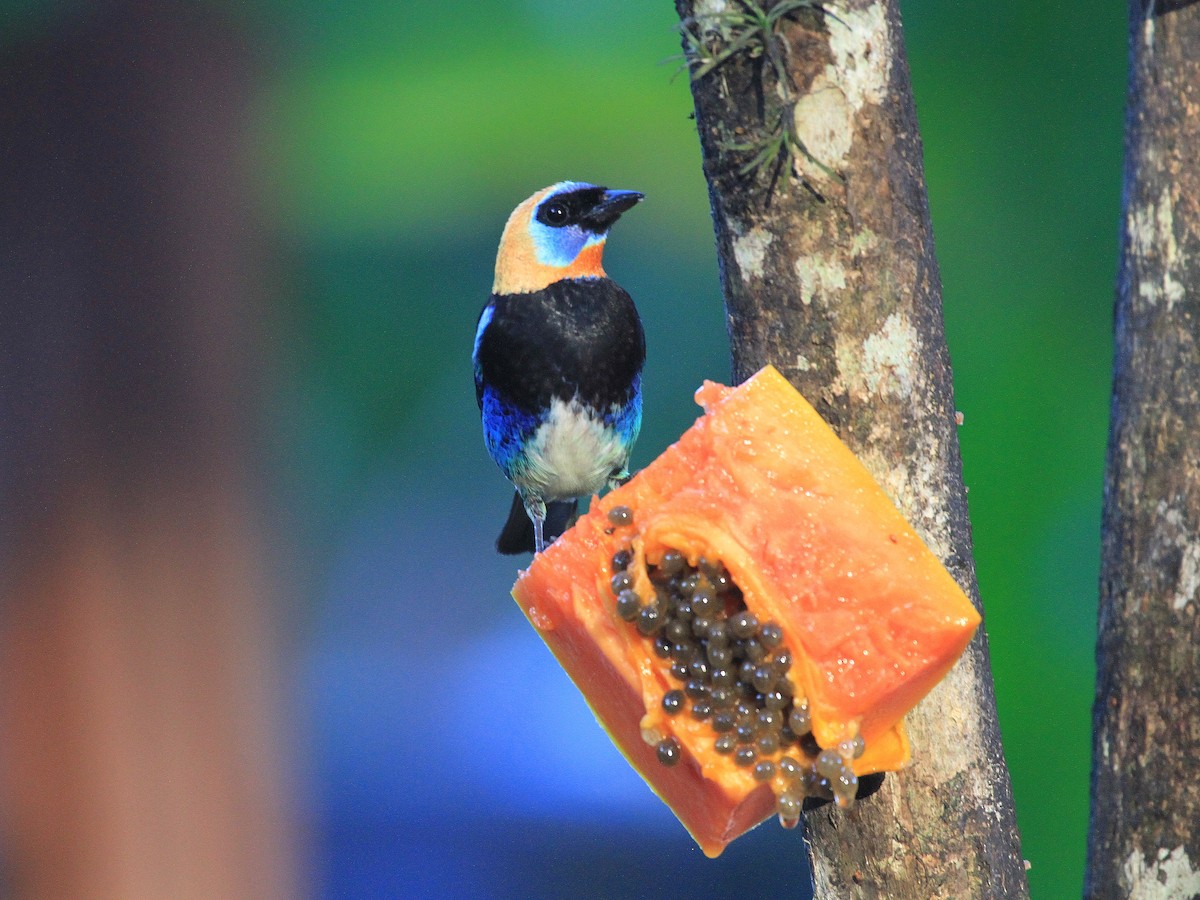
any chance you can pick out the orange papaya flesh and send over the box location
[511,365,981,857]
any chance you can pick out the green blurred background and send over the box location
[3,0,1127,896]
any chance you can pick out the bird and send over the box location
[473,181,646,555]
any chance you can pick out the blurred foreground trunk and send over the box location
[675,0,1028,895]
[0,5,298,898]
[1087,3,1200,897]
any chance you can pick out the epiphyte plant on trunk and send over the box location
[675,0,844,199]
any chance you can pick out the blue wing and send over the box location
[604,373,643,450]
[479,386,542,481]
[473,303,494,409]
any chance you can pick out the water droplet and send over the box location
[528,606,554,631]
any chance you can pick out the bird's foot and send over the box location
[609,467,635,490]
[524,495,548,554]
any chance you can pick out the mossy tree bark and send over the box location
[675,0,1028,895]
[1086,3,1200,897]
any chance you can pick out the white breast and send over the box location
[520,397,628,501]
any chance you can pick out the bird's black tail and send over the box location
[496,493,579,555]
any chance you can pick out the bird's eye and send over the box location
[543,202,569,226]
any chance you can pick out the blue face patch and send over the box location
[528,220,605,269]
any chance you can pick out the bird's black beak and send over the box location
[579,189,644,233]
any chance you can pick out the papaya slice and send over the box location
[511,365,980,857]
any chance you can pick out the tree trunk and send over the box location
[0,5,299,897]
[1086,3,1200,897]
[675,0,1028,895]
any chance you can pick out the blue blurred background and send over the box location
[2,1,1125,897]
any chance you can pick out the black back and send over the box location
[475,277,645,413]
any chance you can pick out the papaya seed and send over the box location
[762,689,788,710]
[607,505,634,527]
[777,790,803,827]
[662,690,685,715]
[837,735,866,760]
[756,732,781,755]
[815,749,844,780]
[734,746,757,767]
[760,622,783,648]
[636,604,663,635]
[711,710,736,733]
[656,737,681,767]
[730,610,758,639]
[619,546,873,824]
[616,590,641,622]
[690,700,714,721]
[658,549,685,576]
[788,705,812,736]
